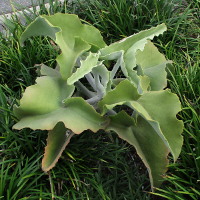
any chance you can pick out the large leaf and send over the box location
[107,111,169,189]
[100,79,183,160]
[13,76,105,133]
[99,80,183,187]
[135,40,172,90]
[20,13,106,80]
[56,37,91,80]
[131,90,183,161]
[42,122,75,172]
[14,76,74,118]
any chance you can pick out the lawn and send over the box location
[0,0,199,199]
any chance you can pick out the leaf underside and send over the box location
[107,111,169,189]
[42,122,75,172]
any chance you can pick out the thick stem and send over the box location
[94,74,105,98]
[75,81,95,98]
[85,73,96,91]
[111,58,121,80]
[86,95,102,104]
[107,109,117,115]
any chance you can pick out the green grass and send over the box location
[151,51,200,199]
[0,0,199,199]
[76,0,176,41]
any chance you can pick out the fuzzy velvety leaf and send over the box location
[135,41,171,90]
[92,64,110,92]
[100,51,149,93]
[20,14,106,79]
[100,51,129,77]
[107,111,169,189]
[98,79,141,114]
[99,24,167,92]
[100,23,166,57]
[131,90,183,161]
[42,122,75,172]
[37,64,61,77]
[67,52,100,85]
[13,76,105,133]
[100,79,183,161]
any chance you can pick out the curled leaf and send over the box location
[135,40,172,90]
[13,76,105,133]
[99,79,183,188]
[107,111,169,189]
[67,52,101,85]
[20,13,106,80]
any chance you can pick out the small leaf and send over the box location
[100,51,129,77]
[37,64,61,77]
[92,64,111,92]
[67,52,101,85]
[98,79,141,114]
[42,122,75,172]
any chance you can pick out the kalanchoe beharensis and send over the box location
[13,13,183,191]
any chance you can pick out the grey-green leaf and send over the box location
[13,76,105,133]
[100,80,183,160]
[100,23,166,57]
[135,40,172,90]
[20,13,106,80]
[107,111,169,189]
[67,52,101,85]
